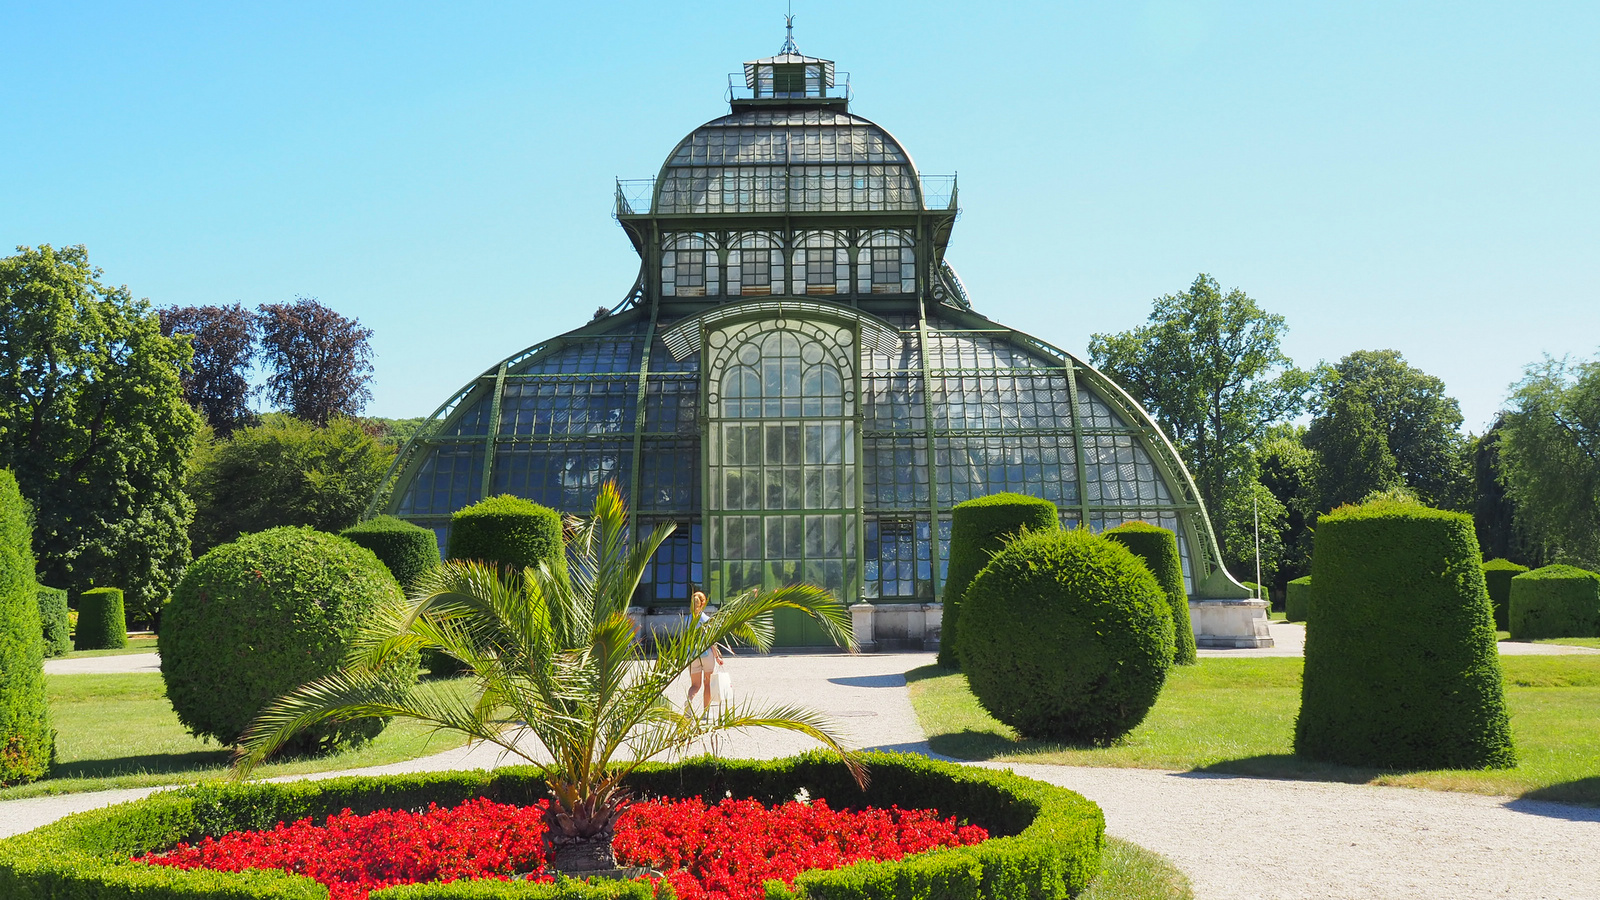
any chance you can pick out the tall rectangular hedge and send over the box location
[937,493,1059,669]
[1481,558,1529,631]
[75,587,128,651]
[1285,576,1312,623]
[1295,500,1514,770]
[36,585,70,657]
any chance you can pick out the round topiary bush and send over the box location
[937,492,1059,669]
[0,469,52,785]
[341,516,441,592]
[1482,558,1529,631]
[1509,564,1600,640]
[446,495,566,581]
[0,751,1105,900]
[161,526,416,753]
[1102,522,1197,665]
[35,585,70,658]
[1285,575,1313,623]
[1295,499,1514,770]
[958,527,1174,744]
[74,587,127,651]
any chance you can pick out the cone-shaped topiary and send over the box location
[1295,499,1514,769]
[446,495,566,583]
[161,527,417,753]
[0,469,52,785]
[35,586,70,658]
[1103,522,1197,665]
[937,493,1059,668]
[958,527,1174,744]
[1285,576,1313,623]
[74,588,127,651]
[1482,559,1529,631]
[1509,564,1600,640]
[340,516,441,592]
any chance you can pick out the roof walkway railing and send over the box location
[614,174,958,217]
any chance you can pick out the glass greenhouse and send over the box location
[372,36,1260,647]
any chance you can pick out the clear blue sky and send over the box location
[4,1,1596,432]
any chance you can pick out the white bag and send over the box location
[708,670,732,704]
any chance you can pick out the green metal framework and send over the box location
[368,39,1248,632]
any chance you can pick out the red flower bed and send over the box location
[139,796,988,900]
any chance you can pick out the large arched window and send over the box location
[727,232,785,297]
[661,233,720,297]
[860,230,917,294]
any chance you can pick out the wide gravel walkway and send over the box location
[12,649,1600,898]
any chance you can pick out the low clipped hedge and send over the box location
[0,752,1106,900]
[938,493,1059,669]
[75,587,128,651]
[1284,576,1312,623]
[36,584,71,658]
[1295,499,1514,770]
[1102,522,1196,665]
[959,528,1173,744]
[342,516,442,592]
[1482,559,1529,631]
[1509,564,1600,640]
[446,495,566,583]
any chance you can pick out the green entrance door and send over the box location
[703,317,859,647]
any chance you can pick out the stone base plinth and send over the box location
[1190,598,1275,649]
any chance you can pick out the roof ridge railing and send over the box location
[727,70,852,103]
[614,173,958,217]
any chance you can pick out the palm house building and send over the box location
[373,35,1271,649]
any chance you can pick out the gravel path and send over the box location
[9,650,1600,898]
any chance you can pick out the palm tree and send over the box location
[232,482,862,873]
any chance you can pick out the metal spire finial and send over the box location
[779,9,801,56]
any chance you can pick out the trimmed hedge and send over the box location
[342,516,442,592]
[36,585,71,658]
[1508,564,1600,640]
[1102,522,1197,665]
[161,527,416,752]
[75,587,128,651]
[959,528,1173,744]
[1295,499,1514,770]
[0,469,52,785]
[1481,559,1529,631]
[0,752,1105,900]
[937,493,1059,669]
[447,495,566,583]
[1284,576,1312,624]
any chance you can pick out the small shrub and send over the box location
[958,528,1173,744]
[1103,522,1197,665]
[0,469,52,785]
[1509,564,1600,640]
[1285,576,1313,623]
[1296,499,1514,769]
[938,493,1059,669]
[1481,559,1529,631]
[35,585,70,658]
[446,495,565,581]
[75,587,128,651]
[161,526,417,753]
[341,516,441,591]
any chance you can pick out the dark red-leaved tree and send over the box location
[256,297,374,426]
[159,303,258,437]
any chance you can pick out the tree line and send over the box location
[1090,274,1600,600]
[0,244,415,623]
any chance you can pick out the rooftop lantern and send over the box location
[735,16,845,106]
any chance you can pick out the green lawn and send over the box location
[0,672,476,801]
[55,636,160,659]
[908,656,1600,805]
[1532,637,1600,649]
[1082,838,1192,900]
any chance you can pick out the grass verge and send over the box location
[908,656,1600,805]
[1532,637,1600,649]
[56,635,160,659]
[0,673,476,801]
[1081,837,1192,900]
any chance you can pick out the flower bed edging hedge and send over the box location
[0,752,1104,900]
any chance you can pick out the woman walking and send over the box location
[684,591,724,714]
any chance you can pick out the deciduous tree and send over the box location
[0,245,200,623]
[1088,274,1308,558]
[1498,355,1600,568]
[159,303,257,437]
[257,297,374,426]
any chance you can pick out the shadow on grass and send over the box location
[1515,778,1600,812]
[49,750,230,780]
[1186,754,1386,785]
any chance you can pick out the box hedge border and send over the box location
[0,751,1104,900]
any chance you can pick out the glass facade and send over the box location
[375,42,1230,642]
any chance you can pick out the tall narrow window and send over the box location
[728,232,783,296]
[661,234,719,297]
[863,231,917,294]
[795,232,849,296]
